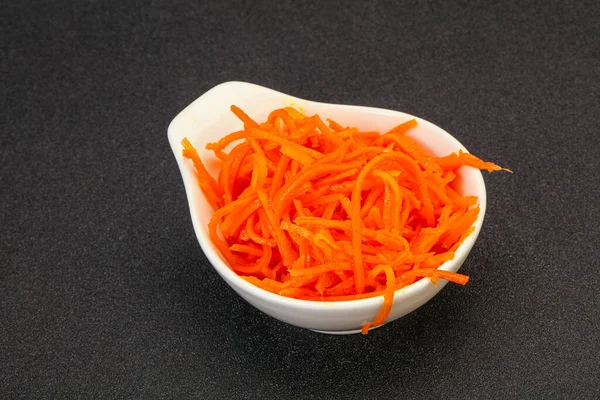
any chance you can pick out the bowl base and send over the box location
[310,328,362,335]
[310,323,387,335]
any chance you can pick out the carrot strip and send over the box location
[435,150,512,173]
[242,213,277,247]
[258,244,273,267]
[230,244,263,257]
[284,107,306,120]
[289,262,353,277]
[368,207,383,230]
[242,276,283,293]
[303,194,344,207]
[207,194,258,264]
[360,187,384,217]
[327,118,345,132]
[268,109,297,133]
[280,221,315,241]
[322,199,339,220]
[221,199,261,237]
[230,105,260,128]
[373,170,402,231]
[383,119,418,136]
[280,144,315,165]
[249,128,324,159]
[181,138,223,208]
[206,130,249,155]
[279,287,315,298]
[340,197,353,217]
[258,190,296,267]
[222,142,251,203]
[396,268,470,286]
[269,155,291,199]
[249,146,268,192]
[361,265,396,334]
[317,168,360,187]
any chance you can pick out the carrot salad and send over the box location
[182,105,508,334]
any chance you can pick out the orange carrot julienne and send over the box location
[436,150,512,173]
[230,105,259,129]
[361,264,395,334]
[181,138,223,209]
[182,105,509,334]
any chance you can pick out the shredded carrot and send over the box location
[182,105,509,334]
[181,138,223,209]
[435,150,512,173]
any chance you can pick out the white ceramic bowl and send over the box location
[168,81,486,334]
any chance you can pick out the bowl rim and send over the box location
[168,81,487,311]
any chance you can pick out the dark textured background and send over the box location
[2,0,599,398]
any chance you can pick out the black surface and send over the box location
[2,0,599,398]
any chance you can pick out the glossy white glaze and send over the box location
[168,81,486,333]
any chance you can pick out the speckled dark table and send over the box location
[2,1,599,398]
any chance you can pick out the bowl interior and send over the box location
[168,81,486,310]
